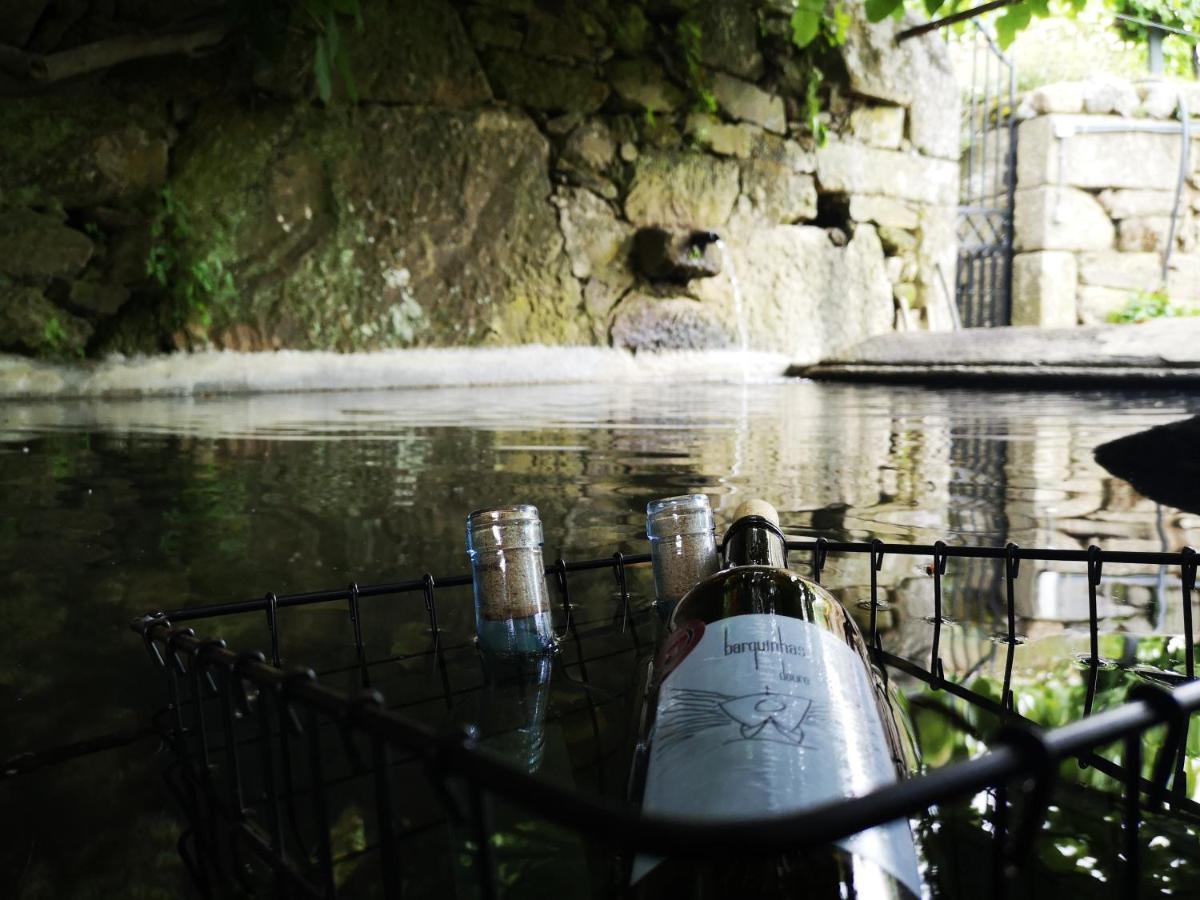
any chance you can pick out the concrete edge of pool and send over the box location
[794,318,1200,388]
[0,347,794,401]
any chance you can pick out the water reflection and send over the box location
[1,380,1198,897]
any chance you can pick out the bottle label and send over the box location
[634,614,921,895]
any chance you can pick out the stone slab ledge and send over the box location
[791,318,1200,385]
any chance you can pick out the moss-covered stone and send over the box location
[693,0,763,80]
[624,150,739,227]
[608,59,687,114]
[467,6,525,49]
[524,2,608,61]
[0,210,93,283]
[119,101,587,351]
[0,285,92,358]
[483,50,609,113]
[0,86,167,210]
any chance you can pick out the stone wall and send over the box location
[0,0,959,361]
[1011,77,1200,326]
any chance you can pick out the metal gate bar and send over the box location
[956,22,1017,328]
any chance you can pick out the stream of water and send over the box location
[716,240,750,353]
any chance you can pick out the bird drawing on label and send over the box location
[654,686,817,754]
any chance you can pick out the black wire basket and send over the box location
[133,537,1200,900]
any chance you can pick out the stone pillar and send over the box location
[1011,251,1078,326]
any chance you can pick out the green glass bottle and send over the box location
[631,500,921,899]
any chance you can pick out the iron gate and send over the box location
[956,22,1017,328]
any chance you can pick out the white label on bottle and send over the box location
[634,614,921,895]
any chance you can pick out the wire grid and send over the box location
[133,538,1200,900]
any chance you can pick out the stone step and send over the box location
[792,318,1200,385]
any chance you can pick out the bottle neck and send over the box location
[723,516,788,569]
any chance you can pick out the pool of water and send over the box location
[2,379,1199,897]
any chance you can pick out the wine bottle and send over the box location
[631,500,921,899]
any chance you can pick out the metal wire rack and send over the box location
[133,538,1200,900]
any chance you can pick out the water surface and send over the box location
[2,380,1198,897]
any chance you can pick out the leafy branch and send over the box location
[297,0,363,104]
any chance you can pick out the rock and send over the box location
[840,6,958,159]
[641,117,683,149]
[1017,115,1180,191]
[66,282,131,318]
[711,73,786,134]
[1029,82,1085,114]
[849,106,904,150]
[524,4,607,61]
[693,0,763,80]
[734,161,816,225]
[610,295,730,350]
[1095,416,1200,515]
[105,223,154,287]
[0,211,93,283]
[611,3,650,55]
[1118,217,1173,253]
[1082,77,1138,117]
[213,323,268,352]
[815,140,957,205]
[484,50,609,113]
[624,151,740,228]
[745,131,816,173]
[877,226,918,255]
[563,120,616,171]
[1077,285,1132,324]
[691,224,892,360]
[1167,255,1200,301]
[1076,252,1161,291]
[0,286,92,357]
[840,8,917,105]
[546,113,583,136]
[632,227,722,282]
[258,0,492,106]
[894,283,917,306]
[1098,189,1178,220]
[685,113,758,158]
[1,88,169,209]
[608,59,686,113]
[1011,251,1078,327]
[466,6,524,50]
[1138,81,1179,119]
[1014,186,1115,252]
[907,52,959,160]
[620,142,638,162]
[849,195,919,230]
[167,104,584,349]
[553,185,632,283]
[915,204,957,328]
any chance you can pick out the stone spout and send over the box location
[632,226,723,284]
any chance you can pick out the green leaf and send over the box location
[789,4,822,48]
[865,0,903,23]
[325,11,339,58]
[994,2,1032,48]
[334,35,357,103]
[314,34,333,104]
